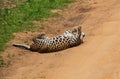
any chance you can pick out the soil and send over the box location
[1,0,120,79]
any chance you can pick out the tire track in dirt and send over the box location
[1,0,120,79]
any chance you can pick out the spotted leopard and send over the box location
[13,25,85,53]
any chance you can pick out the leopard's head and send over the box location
[77,25,85,42]
[80,32,85,40]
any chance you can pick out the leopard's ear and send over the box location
[78,25,82,32]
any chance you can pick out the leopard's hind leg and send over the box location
[36,32,46,39]
[32,32,48,42]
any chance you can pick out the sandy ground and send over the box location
[1,0,120,79]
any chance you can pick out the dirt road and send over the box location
[1,0,120,79]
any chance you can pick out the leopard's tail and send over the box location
[13,43,30,50]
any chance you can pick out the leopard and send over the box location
[13,25,85,53]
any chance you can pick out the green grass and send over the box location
[0,0,74,51]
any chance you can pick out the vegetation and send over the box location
[0,0,74,51]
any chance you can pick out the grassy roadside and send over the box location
[0,0,74,51]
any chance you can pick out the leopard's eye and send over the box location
[83,34,85,37]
